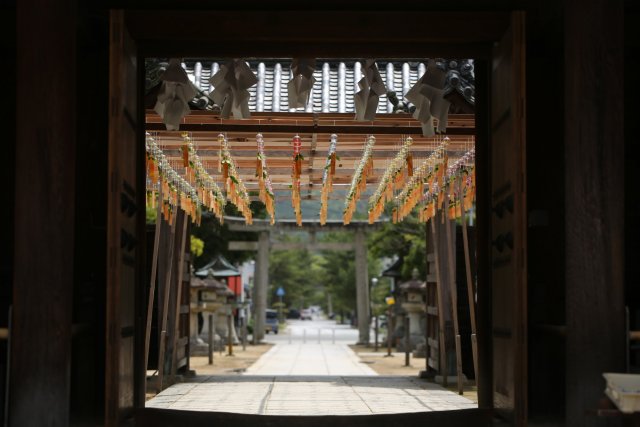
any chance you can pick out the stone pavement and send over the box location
[146,375,477,415]
[147,340,477,415]
[245,343,377,375]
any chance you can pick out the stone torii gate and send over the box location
[225,217,382,344]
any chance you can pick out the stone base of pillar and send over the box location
[396,335,425,353]
[412,341,428,358]
[189,334,225,354]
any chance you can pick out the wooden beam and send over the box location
[156,211,178,391]
[170,216,189,376]
[445,210,463,395]
[461,186,479,387]
[430,216,448,386]
[146,122,475,135]
[225,217,382,232]
[228,241,259,251]
[228,241,355,251]
[126,10,504,58]
[144,187,162,375]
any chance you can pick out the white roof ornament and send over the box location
[154,58,198,130]
[404,58,451,136]
[354,59,387,121]
[288,58,316,109]
[209,59,258,119]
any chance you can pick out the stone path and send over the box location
[245,343,377,375]
[147,335,477,415]
[146,375,477,415]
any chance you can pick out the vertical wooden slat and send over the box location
[461,198,479,385]
[490,11,527,425]
[430,217,448,386]
[445,213,464,395]
[105,9,139,426]
[157,211,178,391]
[171,217,189,376]
[474,57,493,410]
[144,187,162,376]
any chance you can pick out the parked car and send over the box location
[287,308,301,319]
[300,308,312,320]
[265,309,279,334]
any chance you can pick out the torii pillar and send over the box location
[253,231,269,343]
[355,228,370,345]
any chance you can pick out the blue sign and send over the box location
[276,286,285,297]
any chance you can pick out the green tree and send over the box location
[368,205,427,281]
[190,201,267,269]
[190,235,204,258]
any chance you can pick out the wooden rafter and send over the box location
[146,111,475,203]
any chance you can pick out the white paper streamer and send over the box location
[288,58,316,109]
[154,58,198,131]
[354,59,387,121]
[209,59,258,119]
[404,59,451,136]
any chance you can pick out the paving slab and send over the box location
[147,375,477,415]
[146,335,476,415]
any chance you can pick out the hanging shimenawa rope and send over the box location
[343,135,375,225]
[146,132,201,225]
[393,136,450,222]
[219,133,253,224]
[182,132,226,224]
[319,134,338,225]
[256,133,276,224]
[291,134,303,226]
[367,136,414,223]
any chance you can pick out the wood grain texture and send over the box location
[126,11,508,58]
[565,0,625,426]
[474,59,493,410]
[490,12,527,425]
[105,10,139,426]
[11,0,76,426]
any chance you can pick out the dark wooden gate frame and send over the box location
[121,8,511,412]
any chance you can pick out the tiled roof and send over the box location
[176,59,475,114]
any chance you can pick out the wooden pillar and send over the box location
[474,58,493,409]
[254,231,269,343]
[565,1,625,425]
[355,228,370,345]
[12,0,76,425]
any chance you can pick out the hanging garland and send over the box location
[444,147,475,221]
[418,146,476,224]
[367,136,414,223]
[256,133,276,224]
[146,132,201,225]
[343,135,375,225]
[319,134,338,225]
[291,134,303,226]
[181,132,226,224]
[393,137,450,222]
[219,133,253,224]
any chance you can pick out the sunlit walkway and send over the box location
[146,375,477,415]
[245,343,376,375]
[146,319,476,414]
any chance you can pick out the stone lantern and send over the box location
[398,268,427,352]
[190,271,236,352]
